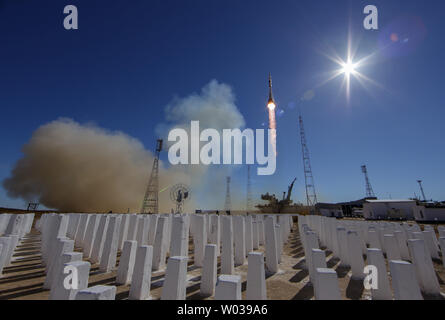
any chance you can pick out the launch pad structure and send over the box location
[140,139,163,214]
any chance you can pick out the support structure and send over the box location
[417,180,427,202]
[246,165,253,212]
[141,139,163,214]
[299,114,318,206]
[224,176,232,212]
[361,165,376,198]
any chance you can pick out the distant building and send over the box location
[315,203,343,218]
[337,197,377,217]
[413,202,445,222]
[362,199,417,220]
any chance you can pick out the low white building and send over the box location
[362,199,417,220]
[315,203,343,218]
[413,203,445,222]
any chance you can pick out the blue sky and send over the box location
[1,0,444,209]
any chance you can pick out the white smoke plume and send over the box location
[156,79,247,210]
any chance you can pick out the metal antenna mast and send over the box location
[246,165,253,212]
[141,139,163,214]
[224,176,232,211]
[298,114,318,206]
[361,165,376,198]
[417,180,427,202]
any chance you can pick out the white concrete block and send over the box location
[258,220,265,246]
[337,227,349,267]
[5,214,24,236]
[50,260,91,300]
[215,275,241,300]
[264,216,278,274]
[161,256,188,300]
[246,252,267,300]
[75,285,116,300]
[221,216,234,275]
[170,216,189,257]
[116,240,137,285]
[412,231,431,260]
[5,234,19,267]
[423,230,440,260]
[42,215,68,266]
[209,215,220,256]
[0,214,11,236]
[136,216,149,246]
[275,224,282,263]
[310,249,327,285]
[193,215,207,267]
[90,215,109,264]
[49,252,83,292]
[44,238,74,289]
[67,214,80,239]
[368,230,381,250]
[347,231,365,280]
[245,215,253,255]
[303,231,319,273]
[314,268,341,300]
[367,248,392,300]
[118,214,130,251]
[252,221,259,250]
[407,239,440,296]
[129,245,153,300]
[152,217,168,271]
[74,214,89,248]
[389,260,423,300]
[200,244,217,296]
[384,234,401,261]
[440,238,445,267]
[99,216,122,273]
[83,214,99,258]
[147,214,158,245]
[126,214,139,241]
[394,231,410,260]
[438,227,445,239]
[0,237,11,276]
[233,216,246,266]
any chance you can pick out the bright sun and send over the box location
[341,61,356,76]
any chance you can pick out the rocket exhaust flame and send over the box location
[267,74,277,156]
[268,107,277,156]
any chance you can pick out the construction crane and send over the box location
[361,165,376,198]
[298,114,318,207]
[141,139,163,214]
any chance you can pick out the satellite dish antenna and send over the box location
[170,183,191,214]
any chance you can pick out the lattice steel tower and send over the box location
[361,165,376,198]
[246,165,253,212]
[141,139,163,214]
[299,115,318,206]
[224,176,232,211]
[417,180,427,202]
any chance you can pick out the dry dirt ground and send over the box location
[1,221,444,300]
